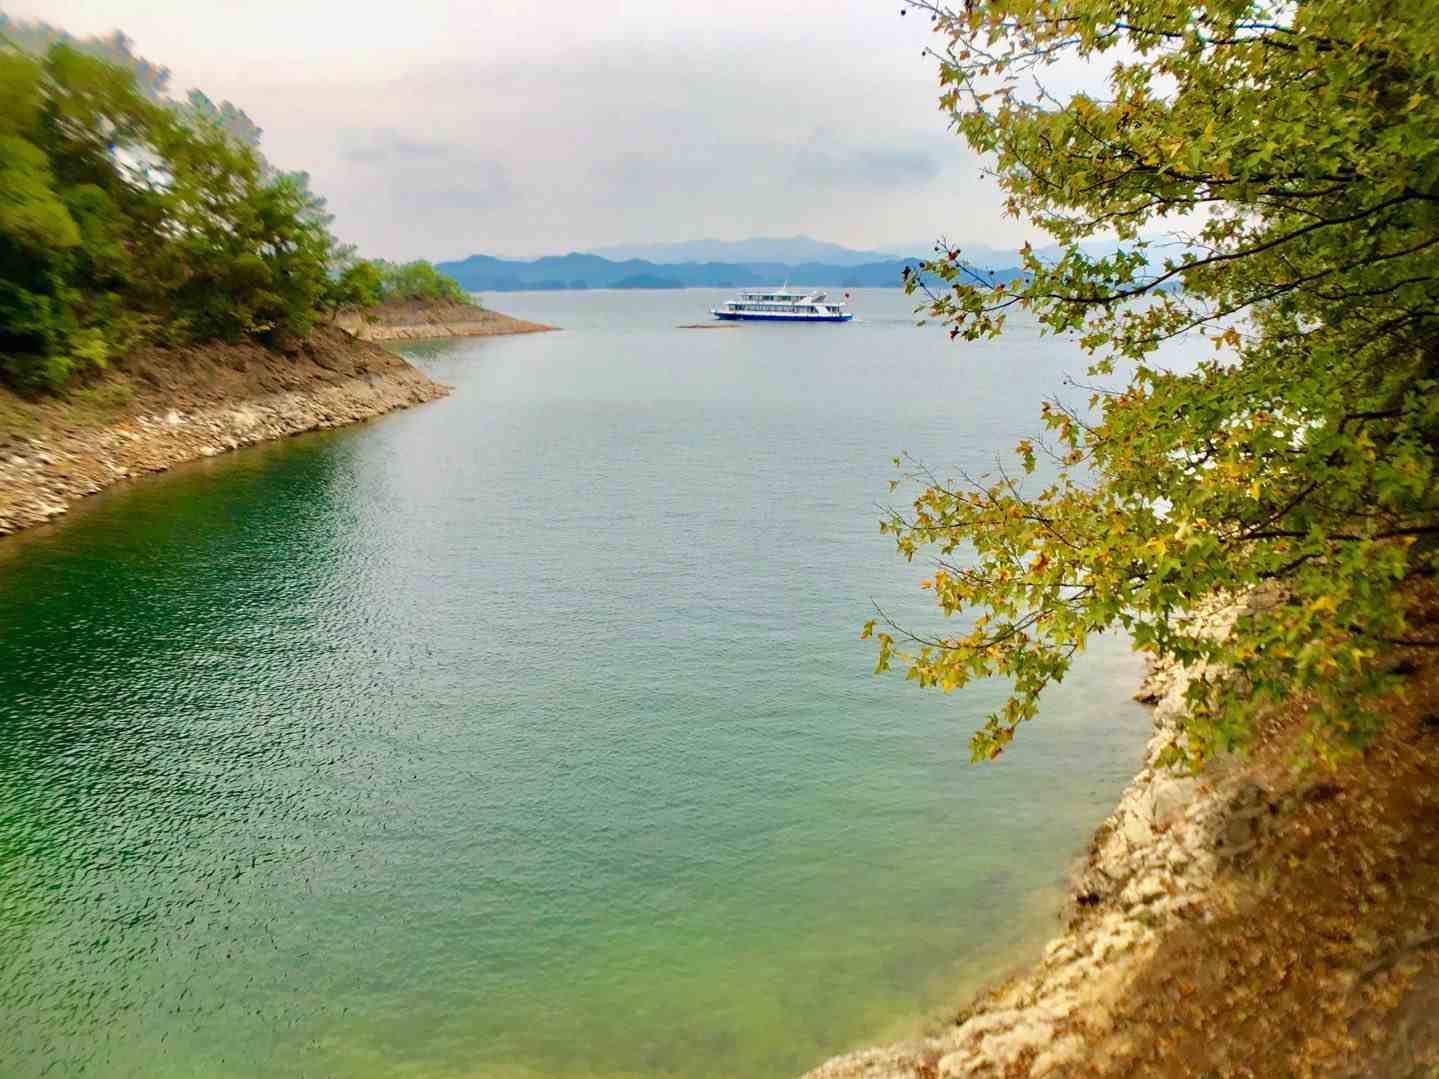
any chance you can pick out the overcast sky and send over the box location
[8,0,1043,261]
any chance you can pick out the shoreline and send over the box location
[0,350,444,540]
[335,298,556,341]
[803,594,1287,1078]
[805,588,1439,1077]
[0,303,556,541]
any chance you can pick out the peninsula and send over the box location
[0,32,551,539]
[336,298,554,342]
[0,292,553,538]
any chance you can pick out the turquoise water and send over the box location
[0,289,1151,1077]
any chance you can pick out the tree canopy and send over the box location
[0,40,342,392]
[0,25,470,396]
[869,0,1439,765]
[373,259,472,305]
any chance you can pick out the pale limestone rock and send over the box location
[1044,938,1077,965]
[1,371,447,539]
[1028,989,1079,1024]
[1166,842,1192,872]
[936,1049,978,1078]
[953,1008,1021,1044]
[978,1016,1054,1066]
[1092,920,1144,962]
[1031,1034,1085,1076]
[803,1044,935,1079]
[1041,959,1089,994]
[1121,808,1154,849]
[1149,775,1199,830]
[1119,871,1169,910]
[802,595,1277,1079]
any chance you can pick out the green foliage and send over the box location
[0,33,348,392]
[324,258,469,312]
[332,259,386,309]
[0,16,171,99]
[373,259,470,304]
[874,0,1439,765]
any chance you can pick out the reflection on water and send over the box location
[0,290,1151,1077]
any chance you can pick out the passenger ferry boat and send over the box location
[711,287,854,323]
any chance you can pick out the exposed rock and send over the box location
[1147,774,1199,831]
[0,331,448,538]
[334,299,555,342]
[1030,1035,1084,1077]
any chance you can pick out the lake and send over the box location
[0,288,1153,1077]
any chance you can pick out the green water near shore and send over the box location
[0,289,1154,1077]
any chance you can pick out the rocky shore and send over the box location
[0,327,447,538]
[805,587,1439,1077]
[335,298,555,341]
[0,297,564,540]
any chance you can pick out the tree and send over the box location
[323,258,469,310]
[330,258,385,312]
[0,46,149,390]
[0,37,347,391]
[0,17,171,99]
[376,260,470,304]
[868,0,1439,765]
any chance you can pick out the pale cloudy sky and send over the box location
[8,0,1039,261]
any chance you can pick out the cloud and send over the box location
[339,130,458,165]
[9,0,1028,260]
[426,174,514,211]
[789,137,944,191]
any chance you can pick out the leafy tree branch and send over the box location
[876,0,1439,765]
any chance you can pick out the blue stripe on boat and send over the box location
[712,311,853,322]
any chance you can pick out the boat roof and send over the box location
[736,287,830,299]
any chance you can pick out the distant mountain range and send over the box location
[584,236,903,266]
[434,251,1027,293]
[436,235,1178,293]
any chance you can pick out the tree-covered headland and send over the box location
[0,20,468,395]
[869,0,1439,764]
[336,258,473,308]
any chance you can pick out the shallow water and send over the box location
[1,288,1153,1077]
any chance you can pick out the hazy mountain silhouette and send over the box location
[434,251,1022,292]
[585,236,902,266]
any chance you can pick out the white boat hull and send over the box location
[711,308,853,323]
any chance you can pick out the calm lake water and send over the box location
[1,288,1153,1077]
